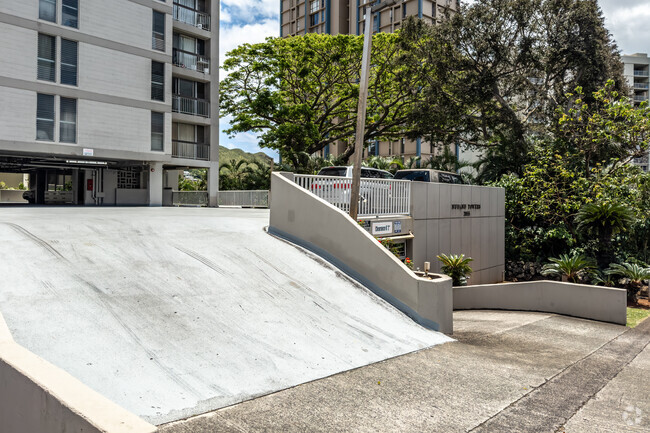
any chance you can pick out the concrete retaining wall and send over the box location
[0,189,27,203]
[0,314,155,433]
[269,172,454,333]
[454,281,627,325]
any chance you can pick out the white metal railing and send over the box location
[173,4,211,31]
[294,174,411,217]
[634,95,648,102]
[173,50,210,73]
[634,70,649,77]
[172,141,210,160]
[172,95,210,117]
[634,83,649,89]
[172,190,208,206]
[219,190,269,208]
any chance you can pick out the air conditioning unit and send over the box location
[197,23,203,29]
[204,68,209,74]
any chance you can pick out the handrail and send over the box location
[293,174,411,217]
[172,49,210,73]
[172,95,210,117]
[173,4,211,31]
[172,140,210,160]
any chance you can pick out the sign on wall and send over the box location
[372,222,393,235]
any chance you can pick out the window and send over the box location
[152,11,165,51]
[62,0,78,27]
[37,34,56,82]
[310,0,319,13]
[60,39,78,86]
[402,3,406,18]
[151,112,164,151]
[310,13,318,26]
[432,2,437,18]
[151,61,165,101]
[59,97,77,143]
[117,170,142,189]
[39,0,56,22]
[36,94,55,141]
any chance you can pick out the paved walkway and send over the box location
[160,311,650,433]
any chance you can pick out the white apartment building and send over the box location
[622,53,649,171]
[0,0,219,205]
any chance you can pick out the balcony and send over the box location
[173,49,210,73]
[634,95,648,102]
[634,70,649,77]
[172,140,210,160]
[634,83,649,90]
[172,95,210,117]
[173,3,211,31]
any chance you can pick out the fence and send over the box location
[293,174,411,217]
[172,191,209,207]
[218,190,269,208]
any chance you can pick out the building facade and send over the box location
[280,0,458,163]
[0,0,219,205]
[622,53,649,171]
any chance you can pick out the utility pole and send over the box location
[349,0,401,220]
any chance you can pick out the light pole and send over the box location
[349,0,401,220]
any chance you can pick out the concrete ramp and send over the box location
[0,207,451,424]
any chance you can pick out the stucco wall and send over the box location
[454,281,627,325]
[410,182,505,285]
[269,172,454,333]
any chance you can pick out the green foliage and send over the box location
[220,32,424,171]
[605,262,650,301]
[575,201,635,268]
[364,156,403,174]
[219,159,271,191]
[437,253,473,286]
[18,182,25,190]
[541,253,595,283]
[0,181,5,189]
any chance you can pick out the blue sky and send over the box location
[218,0,650,161]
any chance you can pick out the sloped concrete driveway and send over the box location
[161,310,650,433]
[0,207,451,424]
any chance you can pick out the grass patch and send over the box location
[627,307,650,328]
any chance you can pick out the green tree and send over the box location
[605,262,650,302]
[575,201,635,269]
[220,33,424,170]
[219,159,253,190]
[437,253,473,286]
[399,0,627,179]
[364,156,403,174]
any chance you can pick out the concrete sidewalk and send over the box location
[160,311,650,433]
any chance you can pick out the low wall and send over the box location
[0,189,27,203]
[0,314,156,433]
[454,281,627,325]
[269,172,454,333]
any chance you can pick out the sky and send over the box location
[218,0,650,160]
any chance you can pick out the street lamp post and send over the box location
[349,0,401,220]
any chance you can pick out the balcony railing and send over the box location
[173,49,210,73]
[173,4,211,31]
[294,174,411,217]
[172,95,209,117]
[634,95,648,102]
[634,83,649,90]
[172,140,210,160]
[634,70,649,77]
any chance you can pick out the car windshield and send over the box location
[318,167,348,177]
[394,171,430,182]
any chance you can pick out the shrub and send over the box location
[437,253,473,286]
[540,253,595,283]
[605,262,650,302]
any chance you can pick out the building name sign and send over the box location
[451,203,481,210]
[372,222,393,235]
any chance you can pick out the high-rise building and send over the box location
[280,0,459,163]
[0,0,219,205]
[622,53,649,172]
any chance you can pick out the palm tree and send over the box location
[219,159,252,190]
[246,161,271,190]
[364,156,404,174]
[404,156,421,169]
[605,262,650,302]
[437,253,473,286]
[575,202,635,269]
[541,253,595,283]
[423,146,471,173]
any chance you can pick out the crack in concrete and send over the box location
[469,318,650,433]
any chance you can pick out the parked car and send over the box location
[393,169,464,184]
[317,166,394,179]
[313,166,394,213]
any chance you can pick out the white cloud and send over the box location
[598,1,650,55]
[219,18,279,69]
[222,0,279,20]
